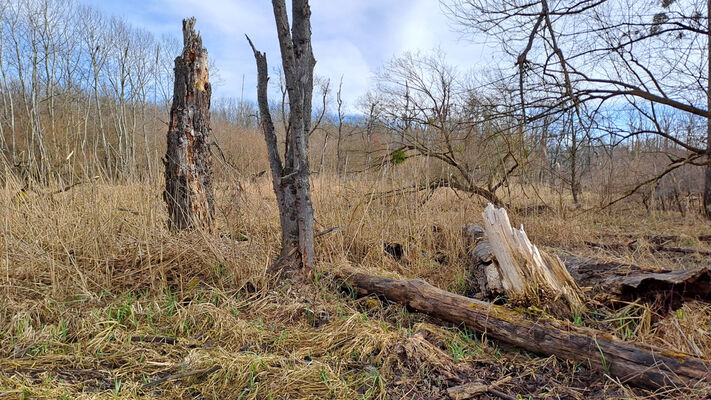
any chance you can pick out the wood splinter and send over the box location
[481,203,585,316]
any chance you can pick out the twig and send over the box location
[118,207,141,216]
[314,226,342,238]
[268,246,299,273]
[48,181,84,195]
[447,376,513,400]
[488,387,517,400]
[142,365,221,388]
[130,336,178,345]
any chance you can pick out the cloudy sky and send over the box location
[89,0,497,112]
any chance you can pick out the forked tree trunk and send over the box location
[247,0,316,272]
[163,18,214,231]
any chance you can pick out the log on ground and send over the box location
[336,269,711,389]
[561,254,711,310]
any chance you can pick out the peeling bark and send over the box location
[163,18,214,231]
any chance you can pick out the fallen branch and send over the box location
[447,376,513,400]
[335,268,711,389]
[130,336,178,345]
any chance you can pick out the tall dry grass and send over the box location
[1,126,710,398]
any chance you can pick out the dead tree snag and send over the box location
[163,18,214,230]
[247,0,316,273]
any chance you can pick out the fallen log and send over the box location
[561,255,711,311]
[584,240,711,257]
[336,269,711,389]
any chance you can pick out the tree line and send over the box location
[1,0,708,222]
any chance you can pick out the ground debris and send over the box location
[561,254,711,310]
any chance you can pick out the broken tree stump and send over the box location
[481,204,585,316]
[335,269,711,389]
[462,224,502,300]
[163,18,214,230]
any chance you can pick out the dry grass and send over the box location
[1,156,711,399]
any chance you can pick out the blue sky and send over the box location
[89,0,495,112]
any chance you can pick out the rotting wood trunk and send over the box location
[335,269,711,389]
[560,254,711,311]
[481,204,585,316]
[163,18,214,231]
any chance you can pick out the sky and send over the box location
[89,0,497,112]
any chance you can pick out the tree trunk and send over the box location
[336,77,344,174]
[247,0,316,273]
[336,269,711,389]
[163,18,214,231]
[705,0,711,219]
[247,38,300,259]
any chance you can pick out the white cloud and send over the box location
[312,39,373,112]
[86,0,492,108]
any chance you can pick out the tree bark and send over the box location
[705,0,711,219]
[336,269,711,389]
[163,18,214,230]
[247,0,316,272]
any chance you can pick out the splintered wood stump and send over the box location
[163,18,214,230]
[481,204,585,316]
[337,269,711,389]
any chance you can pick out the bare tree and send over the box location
[335,76,345,173]
[0,0,235,185]
[247,0,316,273]
[371,51,524,206]
[163,18,214,230]
[445,0,711,215]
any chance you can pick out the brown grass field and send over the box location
[1,129,711,399]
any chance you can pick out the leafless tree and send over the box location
[370,51,526,206]
[335,76,345,174]
[247,0,316,273]
[444,0,711,215]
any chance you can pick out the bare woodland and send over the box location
[1,0,711,398]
